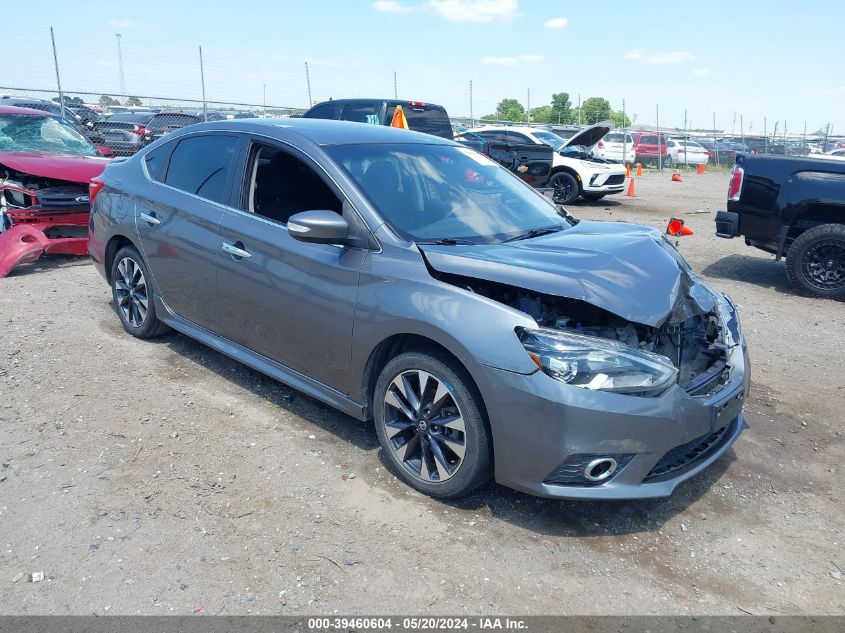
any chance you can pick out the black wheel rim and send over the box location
[803,239,845,290]
[115,257,148,327]
[382,369,466,483]
[551,175,573,203]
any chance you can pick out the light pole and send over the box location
[116,33,126,95]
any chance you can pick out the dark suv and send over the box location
[302,99,453,139]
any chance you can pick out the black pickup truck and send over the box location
[716,154,845,298]
[301,98,553,188]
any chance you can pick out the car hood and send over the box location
[419,221,718,327]
[0,151,109,183]
[563,121,612,149]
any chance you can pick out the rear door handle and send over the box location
[139,212,161,226]
[222,241,252,259]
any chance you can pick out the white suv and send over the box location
[470,123,627,204]
[592,132,635,164]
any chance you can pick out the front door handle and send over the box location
[222,241,252,259]
[139,212,161,226]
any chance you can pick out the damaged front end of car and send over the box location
[0,168,92,277]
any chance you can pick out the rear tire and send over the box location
[664,155,674,168]
[550,171,579,205]
[110,245,171,338]
[785,224,845,299]
[374,351,492,499]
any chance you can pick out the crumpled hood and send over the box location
[419,221,718,327]
[0,152,109,184]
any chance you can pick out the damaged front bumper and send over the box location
[473,333,750,500]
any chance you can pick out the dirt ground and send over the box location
[1,169,843,616]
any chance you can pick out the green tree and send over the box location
[495,98,526,122]
[610,110,632,127]
[52,96,83,106]
[529,105,554,124]
[576,97,613,125]
[550,92,572,124]
[126,95,143,107]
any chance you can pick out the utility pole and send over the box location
[262,83,266,117]
[393,71,397,99]
[731,111,736,134]
[684,109,688,165]
[764,117,767,154]
[469,79,473,126]
[577,93,581,127]
[713,112,719,165]
[49,27,66,120]
[622,98,627,165]
[116,33,126,95]
[656,103,662,171]
[304,61,313,106]
[526,88,531,124]
[198,46,207,122]
[740,114,744,147]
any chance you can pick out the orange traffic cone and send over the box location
[680,226,695,236]
[671,172,683,182]
[636,163,643,176]
[625,163,631,178]
[696,163,705,174]
[390,104,409,129]
[626,178,636,197]
[666,218,695,236]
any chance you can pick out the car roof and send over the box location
[176,117,456,146]
[473,125,539,134]
[310,98,446,110]
[0,104,53,116]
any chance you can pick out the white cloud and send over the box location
[692,67,712,76]
[544,17,568,28]
[426,0,520,23]
[108,19,134,29]
[372,0,414,13]
[624,48,694,64]
[483,53,543,66]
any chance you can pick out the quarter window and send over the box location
[164,135,238,204]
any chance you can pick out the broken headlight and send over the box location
[517,327,678,395]
[716,293,741,348]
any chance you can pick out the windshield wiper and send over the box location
[502,225,565,243]
[416,237,478,246]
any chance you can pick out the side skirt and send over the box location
[155,295,368,421]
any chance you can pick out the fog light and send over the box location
[584,457,618,481]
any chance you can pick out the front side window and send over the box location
[531,130,566,151]
[327,143,573,244]
[164,135,238,204]
[0,114,97,156]
[242,143,342,224]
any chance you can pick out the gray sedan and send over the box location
[89,118,749,500]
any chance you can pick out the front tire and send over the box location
[549,171,580,205]
[110,245,171,338]
[664,155,673,168]
[785,224,845,299]
[374,351,492,499]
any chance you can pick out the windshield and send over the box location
[0,114,97,156]
[327,143,573,244]
[531,130,566,151]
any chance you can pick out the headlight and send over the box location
[517,327,678,396]
[716,293,742,347]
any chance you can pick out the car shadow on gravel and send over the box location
[699,253,793,294]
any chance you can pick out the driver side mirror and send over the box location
[287,210,350,245]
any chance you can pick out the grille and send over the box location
[606,174,625,186]
[544,454,634,487]
[644,418,737,482]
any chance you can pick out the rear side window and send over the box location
[386,105,452,138]
[305,102,337,119]
[164,135,238,204]
[340,103,380,124]
[144,142,172,182]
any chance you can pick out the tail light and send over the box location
[678,148,685,153]
[727,164,744,201]
[408,101,426,107]
[133,124,151,137]
[89,177,105,205]
[596,140,605,148]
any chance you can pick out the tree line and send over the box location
[481,92,631,127]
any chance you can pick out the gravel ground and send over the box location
[0,169,843,616]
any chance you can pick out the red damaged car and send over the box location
[0,105,111,277]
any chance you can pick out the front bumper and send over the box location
[582,171,627,194]
[475,338,750,499]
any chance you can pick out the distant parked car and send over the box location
[302,99,454,139]
[632,132,670,166]
[98,112,156,156]
[0,97,107,145]
[591,131,635,163]
[143,111,223,143]
[667,139,710,166]
[544,125,582,141]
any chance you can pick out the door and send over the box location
[216,140,365,392]
[135,133,240,332]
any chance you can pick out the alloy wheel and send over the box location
[551,174,574,204]
[803,240,845,290]
[382,369,467,483]
[115,257,148,327]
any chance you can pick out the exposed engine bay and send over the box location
[1,167,90,215]
[436,272,731,395]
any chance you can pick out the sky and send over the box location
[4,0,844,134]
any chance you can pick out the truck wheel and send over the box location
[550,172,579,205]
[785,224,845,299]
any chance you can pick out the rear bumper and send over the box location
[715,210,740,238]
